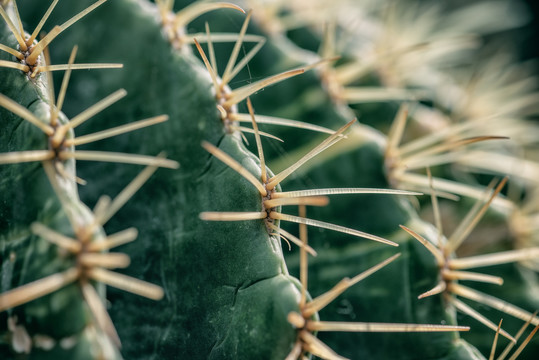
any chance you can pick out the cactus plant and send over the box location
[1,0,539,359]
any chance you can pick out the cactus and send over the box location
[1,0,538,359]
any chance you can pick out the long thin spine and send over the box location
[303,253,401,317]
[66,115,168,146]
[299,205,308,308]
[246,98,266,183]
[97,158,173,225]
[59,151,178,169]
[497,311,538,360]
[270,212,397,246]
[0,5,27,51]
[0,94,54,135]
[26,0,60,46]
[0,44,23,59]
[88,268,164,300]
[221,10,252,86]
[0,268,79,311]
[449,283,539,326]
[489,319,503,360]
[81,282,121,346]
[266,120,355,190]
[201,141,267,196]
[451,297,515,342]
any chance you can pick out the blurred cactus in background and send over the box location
[0,0,538,359]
